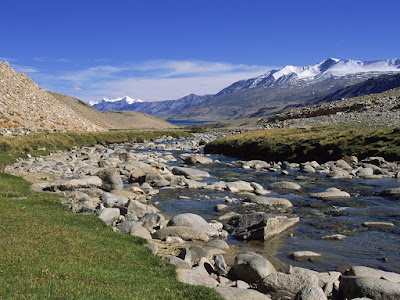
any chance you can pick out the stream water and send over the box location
[136,142,400,274]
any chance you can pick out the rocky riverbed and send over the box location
[5,133,400,300]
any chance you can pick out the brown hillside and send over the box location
[51,92,178,129]
[0,62,104,134]
[101,111,178,129]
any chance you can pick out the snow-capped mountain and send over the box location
[90,58,400,121]
[90,96,143,109]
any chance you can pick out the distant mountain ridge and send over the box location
[91,58,400,121]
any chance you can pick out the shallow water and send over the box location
[138,143,400,273]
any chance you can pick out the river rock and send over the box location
[98,208,120,226]
[357,167,374,177]
[168,213,218,237]
[226,181,254,193]
[95,168,123,191]
[294,285,327,300]
[322,234,346,240]
[169,256,191,269]
[225,212,299,240]
[242,194,293,208]
[127,200,159,218]
[345,266,400,283]
[172,167,210,180]
[214,287,272,300]
[310,187,350,199]
[291,251,322,261]
[141,213,165,232]
[233,252,276,284]
[45,176,102,191]
[259,272,319,295]
[144,243,158,255]
[269,181,301,190]
[380,187,400,196]
[152,226,210,242]
[182,154,213,164]
[100,192,129,208]
[205,239,229,249]
[363,221,395,228]
[128,222,152,239]
[176,268,219,287]
[339,276,400,300]
[214,255,228,276]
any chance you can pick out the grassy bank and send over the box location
[0,130,222,299]
[204,125,400,163]
[0,130,191,169]
[0,173,221,299]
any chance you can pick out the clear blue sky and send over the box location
[1,0,399,102]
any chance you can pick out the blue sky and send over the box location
[1,0,399,102]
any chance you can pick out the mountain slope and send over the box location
[0,62,104,133]
[171,58,400,121]
[51,93,178,130]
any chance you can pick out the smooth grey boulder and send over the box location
[269,181,301,190]
[345,266,400,283]
[233,252,276,284]
[152,226,210,242]
[176,268,219,287]
[294,285,327,300]
[226,181,254,193]
[259,272,319,295]
[129,222,152,240]
[357,168,374,177]
[182,154,213,164]
[100,192,129,207]
[96,168,123,191]
[291,251,322,261]
[205,239,229,249]
[127,200,158,219]
[172,167,210,180]
[214,287,272,300]
[45,176,102,191]
[169,256,191,269]
[225,212,299,240]
[141,213,165,232]
[310,187,350,199]
[242,194,293,208]
[168,213,218,237]
[189,245,211,263]
[98,208,120,226]
[339,276,400,300]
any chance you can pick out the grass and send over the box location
[204,125,400,163]
[0,130,222,299]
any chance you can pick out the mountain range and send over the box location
[92,58,400,121]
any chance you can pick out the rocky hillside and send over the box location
[253,87,400,129]
[0,62,104,134]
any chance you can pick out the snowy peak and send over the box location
[90,96,143,107]
[255,58,400,84]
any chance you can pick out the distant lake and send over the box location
[166,120,215,126]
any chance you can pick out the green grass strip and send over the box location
[0,130,222,299]
[205,125,400,163]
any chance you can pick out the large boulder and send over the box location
[259,272,319,295]
[339,276,400,300]
[127,200,159,219]
[96,168,123,191]
[233,252,276,284]
[225,212,299,240]
[182,154,213,164]
[171,167,210,180]
[168,213,218,237]
[152,226,210,242]
[226,181,254,193]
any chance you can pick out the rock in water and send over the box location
[225,212,299,240]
